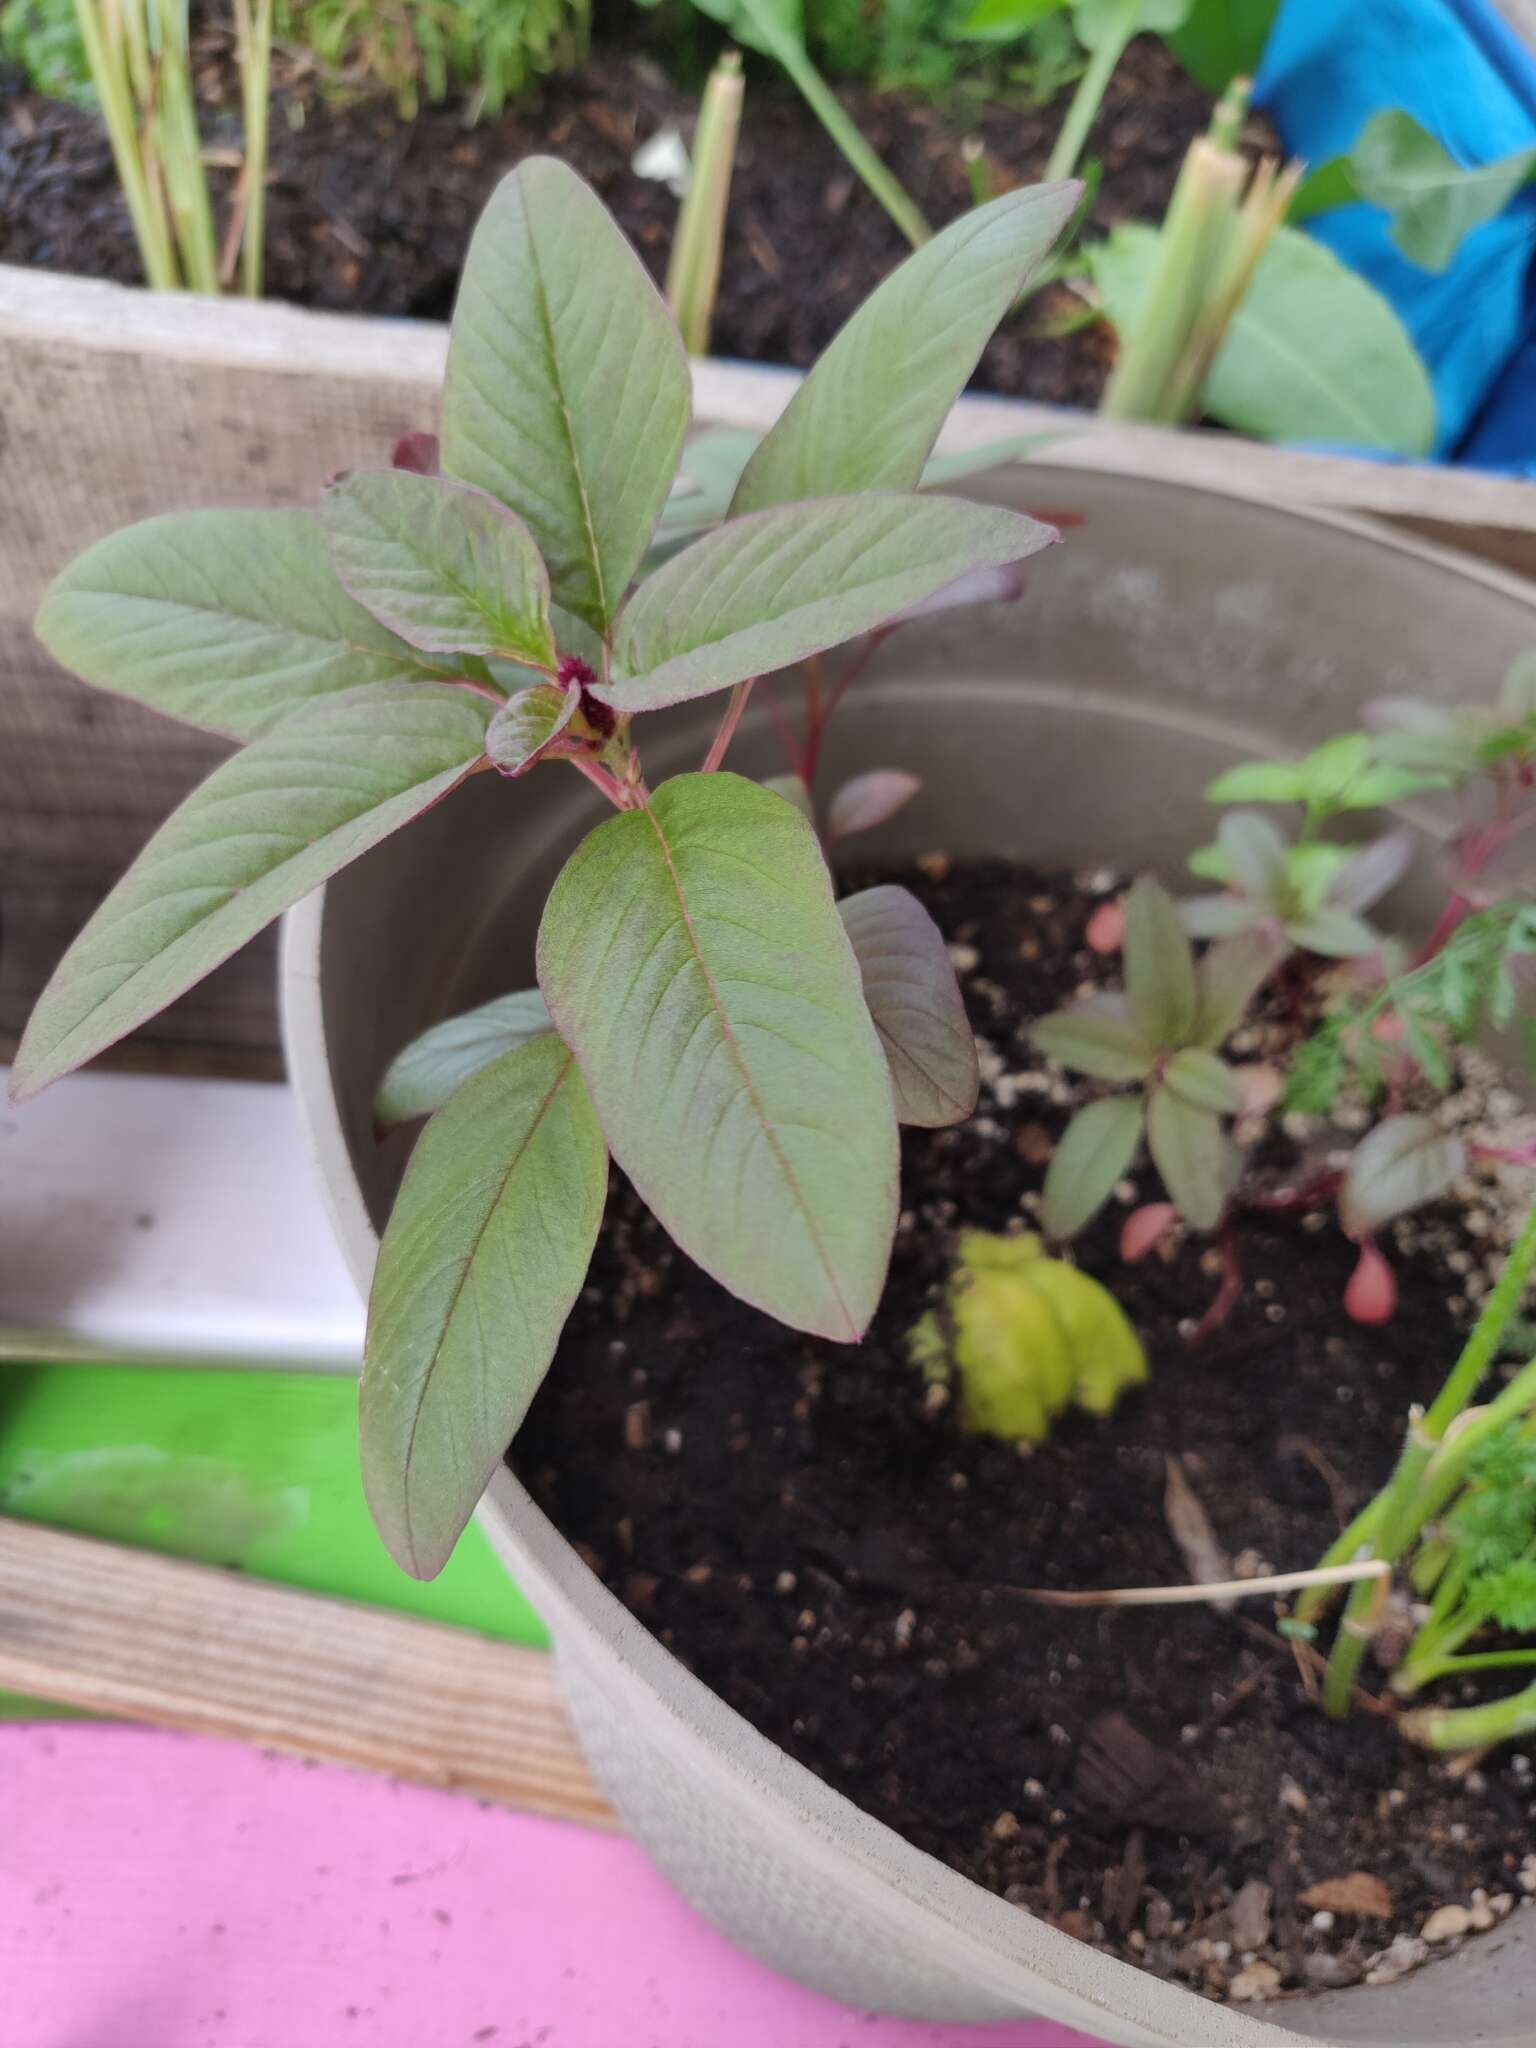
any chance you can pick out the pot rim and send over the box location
[279,464,1536,2048]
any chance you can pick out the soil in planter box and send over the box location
[0,40,1248,412]
[515,856,1536,2007]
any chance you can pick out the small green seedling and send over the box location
[1182,809,1411,960]
[908,1229,1147,1442]
[1032,876,1278,1237]
[16,159,1080,1581]
[1201,728,1448,836]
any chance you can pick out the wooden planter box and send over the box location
[5,264,1536,1073]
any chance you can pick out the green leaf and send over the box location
[1350,110,1536,275]
[322,470,555,668]
[35,509,463,743]
[361,1035,607,1578]
[762,773,816,821]
[1165,0,1279,92]
[1330,830,1413,914]
[839,884,979,1128]
[1288,155,1361,226]
[1195,928,1282,1047]
[1478,1559,1536,1633]
[1285,905,1382,959]
[1207,226,1435,455]
[1073,0,1190,43]
[603,494,1055,713]
[11,685,491,1100]
[440,157,691,635]
[687,0,802,57]
[375,990,553,1127]
[1032,998,1156,1081]
[484,685,577,776]
[1179,894,1263,940]
[1164,1047,1243,1116]
[536,772,898,1340]
[1339,1113,1466,1238]
[1089,221,1435,455]
[918,433,1067,486]
[956,0,1067,39]
[730,182,1080,516]
[1217,810,1289,902]
[1041,1095,1144,1238]
[1123,876,1199,1049]
[1146,1084,1234,1230]
[1205,759,1307,805]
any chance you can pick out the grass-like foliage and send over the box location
[16,158,1080,1577]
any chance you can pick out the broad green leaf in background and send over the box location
[322,470,555,668]
[1123,876,1198,1047]
[1041,1094,1144,1238]
[374,990,553,1127]
[730,182,1081,516]
[1350,110,1536,274]
[484,685,577,776]
[10,685,491,1100]
[441,157,691,635]
[1089,221,1435,455]
[604,494,1055,713]
[1033,998,1156,1081]
[362,1034,607,1578]
[35,509,462,743]
[1146,1083,1234,1229]
[537,773,898,1340]
[839,884,980,1127]
[1164,0,1279,91]
[1339,1111,1467,1239]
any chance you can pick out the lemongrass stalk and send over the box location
[152,0,219,293]
[666,50,744,355]
[1320,1204,1536,1718]
[1098,136,1244,424]
[1402,1676,1536,1752]
[737,0,930,250]
[1161,153,1299,423]
[1046,0,1135,183]
[74,0,179,287]
[233,0,274,296]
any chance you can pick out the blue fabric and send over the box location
[1255,0,1536,470]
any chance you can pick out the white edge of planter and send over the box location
[5,264,1536,540]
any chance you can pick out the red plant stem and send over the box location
[763,685,805,776]
[701,679,755,772]
[1413,889,1473,968]
[1471,1139,1536,1168]
[1189,1226,1242,1346]
[569,755,634,808]
[1244,1168,1345,1215]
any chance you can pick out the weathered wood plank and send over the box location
[0,1514,615,1827]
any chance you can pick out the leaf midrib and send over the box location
[641,797,858,1338]
[394,1047,577,1570]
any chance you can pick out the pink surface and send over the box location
[2,1723,1103,2048]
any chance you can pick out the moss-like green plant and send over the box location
[908,1229,1147,1442]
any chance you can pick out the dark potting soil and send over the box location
[1,39,1230,410]
[515,856,1536,2009]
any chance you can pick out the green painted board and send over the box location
[0,1360,547,1718]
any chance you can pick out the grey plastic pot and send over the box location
[281,466,1536,2048]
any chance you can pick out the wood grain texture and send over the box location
[0,1515,615,1829]
[5,268,1534,1070]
